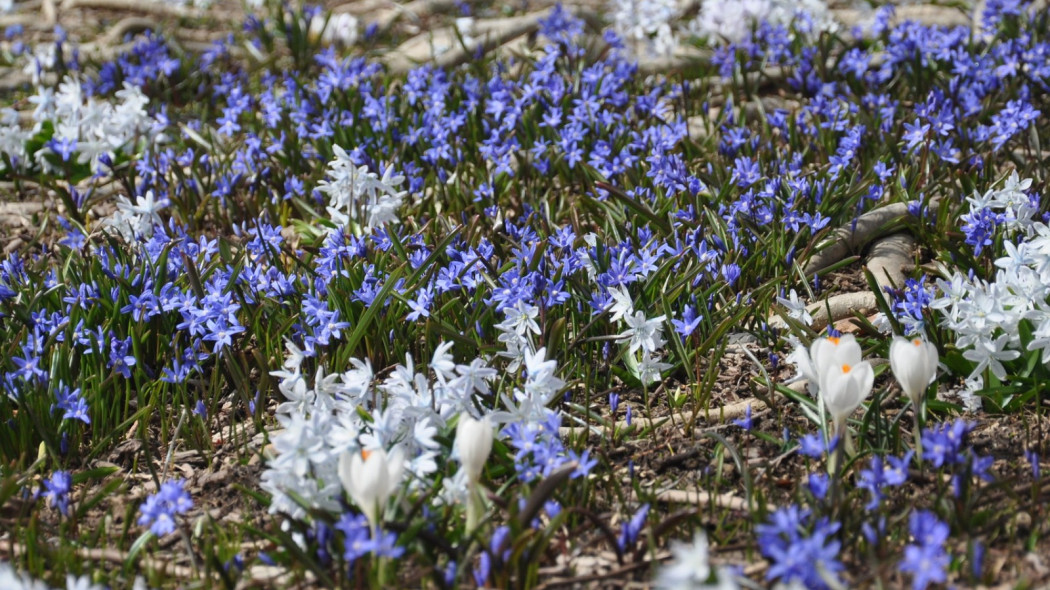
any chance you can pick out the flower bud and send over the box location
[455,415,494,485]
[889,335,939,407]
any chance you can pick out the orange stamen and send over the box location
[828,337,840,345]
[361,449,372,461]
[912,338,922,346]
[842,364,852,373]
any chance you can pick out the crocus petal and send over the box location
[821,361,874,424]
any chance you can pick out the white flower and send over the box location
[637,351,673,385]
[455,415,493,483]
[318,146,406,231]
[783,336,820,395]
[607,286,635,324]
[962,334,1020,381]
[777,289,813,326]
[654,531,739,589]
[309,12,359,46]
[691,0,836,45]
[889,335,939,407]
[809,333,863,394]
[620,311,667,354]
[0,561,50,590]
[66,574,106,590]
[821,360,874,436]
[609,0,678,57]
[503,300,541,336]
[430,341,458,381]
[337,446,405,532]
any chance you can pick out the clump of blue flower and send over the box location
[757,505,844,589]
[138,479,193,537]
[899,510,950,590]
[502,411,597,483]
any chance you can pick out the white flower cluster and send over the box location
[261,340,498,525]
[690,0,837,45]
[0,562,150,590]
[21,43,59,87]
[16,75,160,175]
[608,0,679,57]
[307,12,360,47]
[317,145,406,232]
[610,286,673,385]
[103,190,168,242]
[931,173,1043,400]
[494,300,542,372]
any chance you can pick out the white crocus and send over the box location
[820,359,874,438]
[454,414,494,532]
[810,334,863,394]
[455,415,493,485]
[337,446,405,533]
[889,336,939,407]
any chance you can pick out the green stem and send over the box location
[466,485,485,534]
[829,419,847,510]
[913,404,924,467]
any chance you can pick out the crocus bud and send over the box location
[820,359,874,437]
[455,415,494,485]
[338,446,404,533]
[455,415,494,533]
[889,335,938,407]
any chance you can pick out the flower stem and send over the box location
[913,404,924,467]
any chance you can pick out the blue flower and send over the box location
[41,471,72,516]
[807,473,829,500]
[921,420,973,467]
[758,506,843,589]
[107,335,137,379]
[336,513,373,563]
[798,433,837,458]
[138,479,193,537]
[617,504,649,552]
[1026,449,1041,479]
[732,403,753,431]
[54,384,90,425]
[900,543,948,590]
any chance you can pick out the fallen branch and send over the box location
[831,4,971,33]
[769,291,878,332]
[0,541,196,578]
[636,488,773,512]
[95,16,160,47]
[62,0,195,19]
[383,10,550,74]
[560,398,767,438]
[866,232,915,293]
[803,200,939,276]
